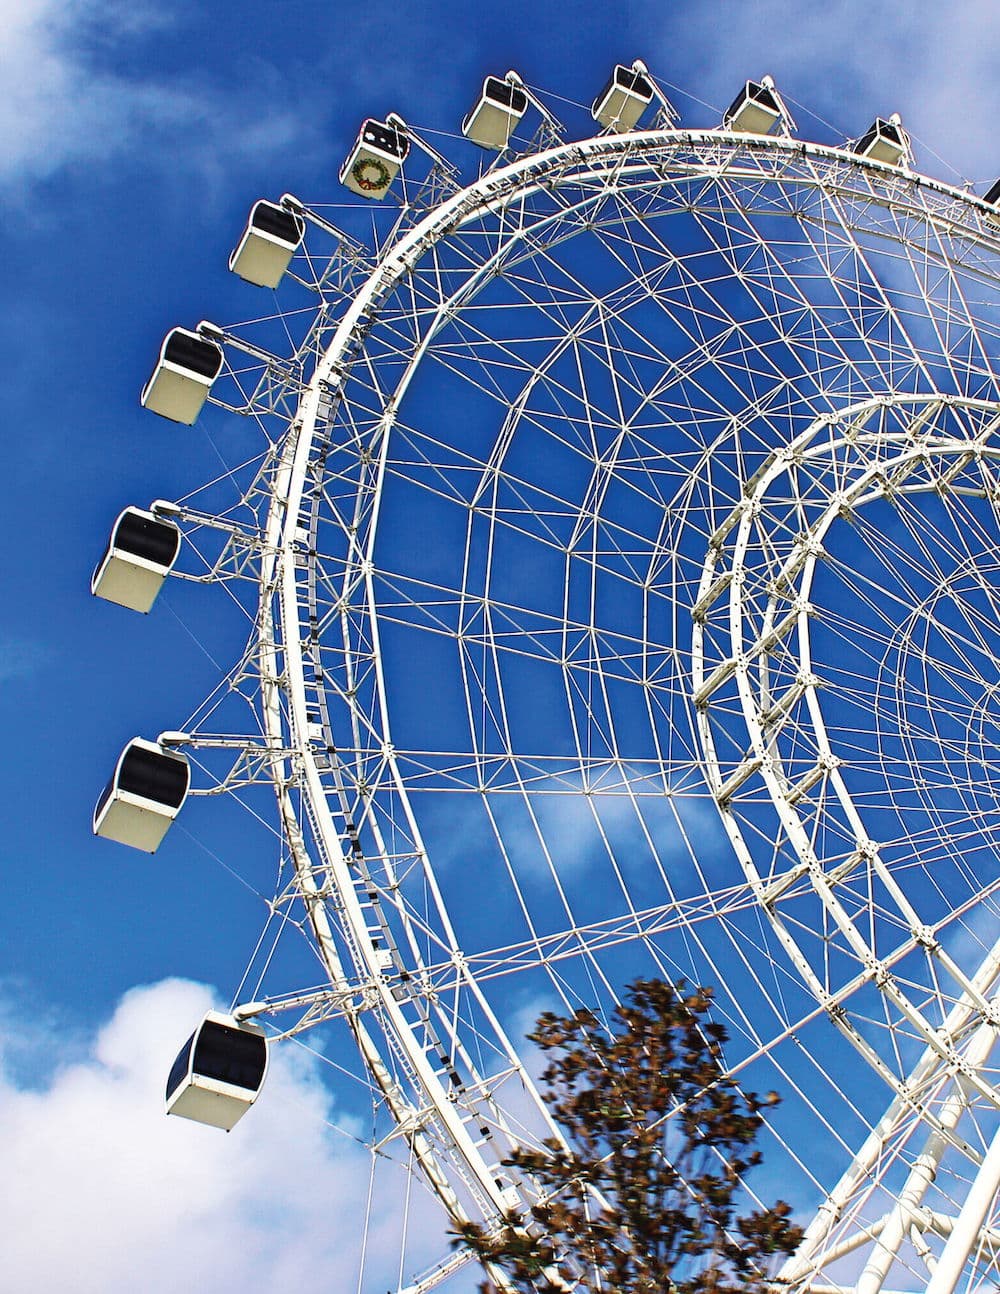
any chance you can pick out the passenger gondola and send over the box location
[339,118,409,200]
[228,199,305,289]
[93,738,190,853]
[91,506,181,613]
[140,326,224,424]
[853,115,910,167]
[461,75,528,150]
[165,1011,268,1130]
[723,77,782,135]
[591,64,654,133]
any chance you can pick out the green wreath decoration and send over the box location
[352,155,391,192]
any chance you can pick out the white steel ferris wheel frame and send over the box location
[693,392,1000,1292]
[163,123,1000,1292]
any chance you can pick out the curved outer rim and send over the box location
[259,127,1000,1282]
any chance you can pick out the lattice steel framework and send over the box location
[116,121,1000,1293]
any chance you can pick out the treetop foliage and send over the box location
[455,978,802,1293]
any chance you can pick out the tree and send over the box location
[455,979,802,1293]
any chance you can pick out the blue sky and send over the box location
[4,1,1000,1290]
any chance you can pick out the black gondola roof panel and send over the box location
[360,118,409,160]
[112,509,181,567]
[162,329,224,380]
[117,741,190,809]
[594,65,653,107]
[481,77,528,113]
[193,1018,267,1091]
[249,200,305,246]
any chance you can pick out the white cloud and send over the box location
[657,0,1000,183]
[0,0,304,183]
[0,978,464,1294]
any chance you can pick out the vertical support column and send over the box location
[924,1123,1000,1294]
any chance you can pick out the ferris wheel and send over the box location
[91,62,1000,1293]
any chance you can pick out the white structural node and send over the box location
[90,61,1000,1294]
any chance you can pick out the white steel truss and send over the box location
[109,118,1000,1292]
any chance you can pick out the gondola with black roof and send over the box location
[229,198,306,289]
[165,1011,268,1130]
[91,506,181,613]
[140,325,224,424]
[461,74,528,150]
[853,114,910,167]
[723,76,783,135]
[592,63,655,133]
[93,737,190,852]
[339,117,409,200]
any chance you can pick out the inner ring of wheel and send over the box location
[884,553,1000,845]
[693,393,1000,1106]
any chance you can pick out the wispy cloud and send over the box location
[0,0,307,184]
[655,0,1000,183]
